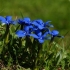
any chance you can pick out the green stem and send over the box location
[4,24,10,44]
[34,42,42,70]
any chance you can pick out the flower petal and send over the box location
[16,30,26,37]
[29,34,39,39]
[35,19,43,25]
[38,39,44,43]
[23,17,31,24]
[37,32,42,37]
[6,16,12,21]
[51,30,59,36]
[32,21,44,29]
[0,16,6,23]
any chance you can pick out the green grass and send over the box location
[0,0,70,32]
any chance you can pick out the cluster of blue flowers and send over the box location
[0,16,61,43]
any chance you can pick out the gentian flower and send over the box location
[29,31,51,43]
[0,16,16,25]
[32,19,44,30]
[50,30,63,42]
[51,30,59,37]
[0,16,6,24]
[17,17,31,25]
[16,30,26,37]
[16,25,33,37]
[51,30,64,38]
[23,25,33,34]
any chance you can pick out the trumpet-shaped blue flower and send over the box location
[16,30,26,37]
[17,17,31,25]
[32,19,44,30]
[50,30,63,42]
[29,31,51,43]
[0,16,15,25]
[51,30,59,37]
[51,30,64,38]
[16,25,33,37]
[0,16,6,23]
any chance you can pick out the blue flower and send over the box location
[50,30,63,42]
[0,16,16,25]
[16,30,26,37]
[16,25,33,37]
[23,25,33,33]
[51,30,59,37]
[32,19,44,30]
[0,16,6,23]
[29,31,50,43]
[17,17,31,25]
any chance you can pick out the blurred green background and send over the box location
[0,0,70,34]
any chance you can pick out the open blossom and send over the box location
[0,16,16,25]
[17,17,31,25]
[29,30,51,43]
[51,30,59,37]
[16,25,33,37]
[32,19,44,30]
